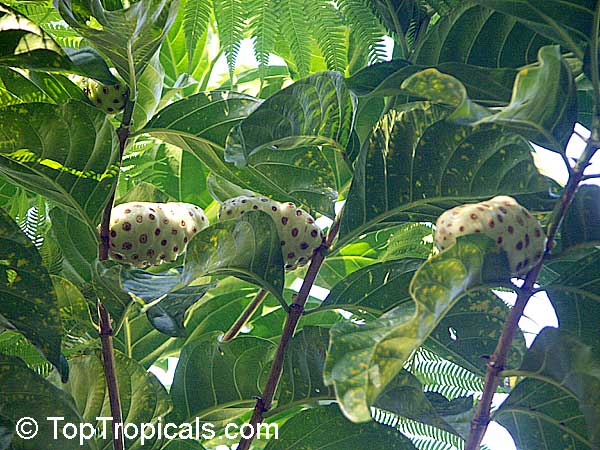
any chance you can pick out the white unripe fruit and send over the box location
[108,202,209,267]
[435,196,547,276]
[217,195,324,270]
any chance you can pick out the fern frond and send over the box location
[336,0,387,63]
[246,0,279,82]
[213,0,246,82]
[373,408,464,450]
[183,0,213,73]
[308,0,348,72]
[18,200,48,248]
[408,348,484,399]
[277,0,312,77]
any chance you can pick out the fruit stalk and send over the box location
[222,288,269,342]
[466,138,600,450]
[236,217,341,450]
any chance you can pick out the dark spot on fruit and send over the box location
[147,249,155,257]
[516,241,523,250]
[287,202,295,208]
[474,229,481,233]
[535,228,541,238]
[291,228,299,237]
[516,262,522,271]
[261,198,268,202]
[124,208,132,214]
[132,254,138,260]
[122,242,132,250]
[173,246,179,252]
[110,230,117,238]
[446,223,452,228]
[298,257,306,264]
[180,220,186,226]
[193,227,197,233]
[160,254,166,260]
[161,240,167,246]
[499,207,507,214]
[253,205,259,209]
[139,234,147,243]
[443,237,447,241]
[287,252,295,259]
[535,252,542,259]
[497,214,504,222]
[242,199,247,203]
[189,211,193,217]
[155,228,161,235]
[497,236,503,244]
[123,222,131,231]
[149,214,155,220]
[296,210,302,216]
[459,226,465,232]
[508,226,514,234]
[136,215,143,223]
[477,206,485,211]
[281,240,286,246]
[163,218,169,224]
[282,217,288,225]
[523,258,529,267]
[114,253,123,260]
[307,218,314,224]
[516,216,525,226]
[285,264,293,269]
[96,97,102,104]
[113,98,120,104]
[525,234,530,247]
[227,209,232,215]
[311,230,318,238]
[489,220,495,228]
[470,213,477,220]
[272,206,278,211]
[107,107,114,113]
[240,211,245,215]
[171,229,178,235]
[300,242,309,250]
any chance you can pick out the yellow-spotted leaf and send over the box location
[324,234,510,422]
[0,207,68,380]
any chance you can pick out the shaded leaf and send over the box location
[0,100,119,226]
[0,354,89,450]
[263,404,417,449]
[0,207,68,380]
[183,210,285,304]
[560,184,600,251]
[170,332,275,425]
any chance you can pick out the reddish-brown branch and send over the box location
[236,218,341,450]
[465,138,599,450]
[222,288,269,342]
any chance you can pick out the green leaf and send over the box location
[403,46,577,152]
[92,262,136,330]
[474,0,591,58]
[496,378,591,450]
[278,327,336,408]
[121,268,216,337]
[415,3,553,68]
[0,5,115,83]
[496,328,600,450]
[0,100,119,227]
[170,332,275,425]
[338,101,549,244]
[316,258,424,316]
[225,71,356,215]
[0,354,91,450]
[324,234,510,422]
[263,404,417,449]
[0,207,68,380]
[52,275,96,342]
[50,352,171,450]
[560,185,600,251]
[131,55,165,132]
[545,250,600,354]
[425,291,527,376]
[347,60,518,106]
[55,0,178,83]
[183,210,285,304]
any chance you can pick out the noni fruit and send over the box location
[108,202,208,267]
[217,196,324,270]
[435,196,546,276]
